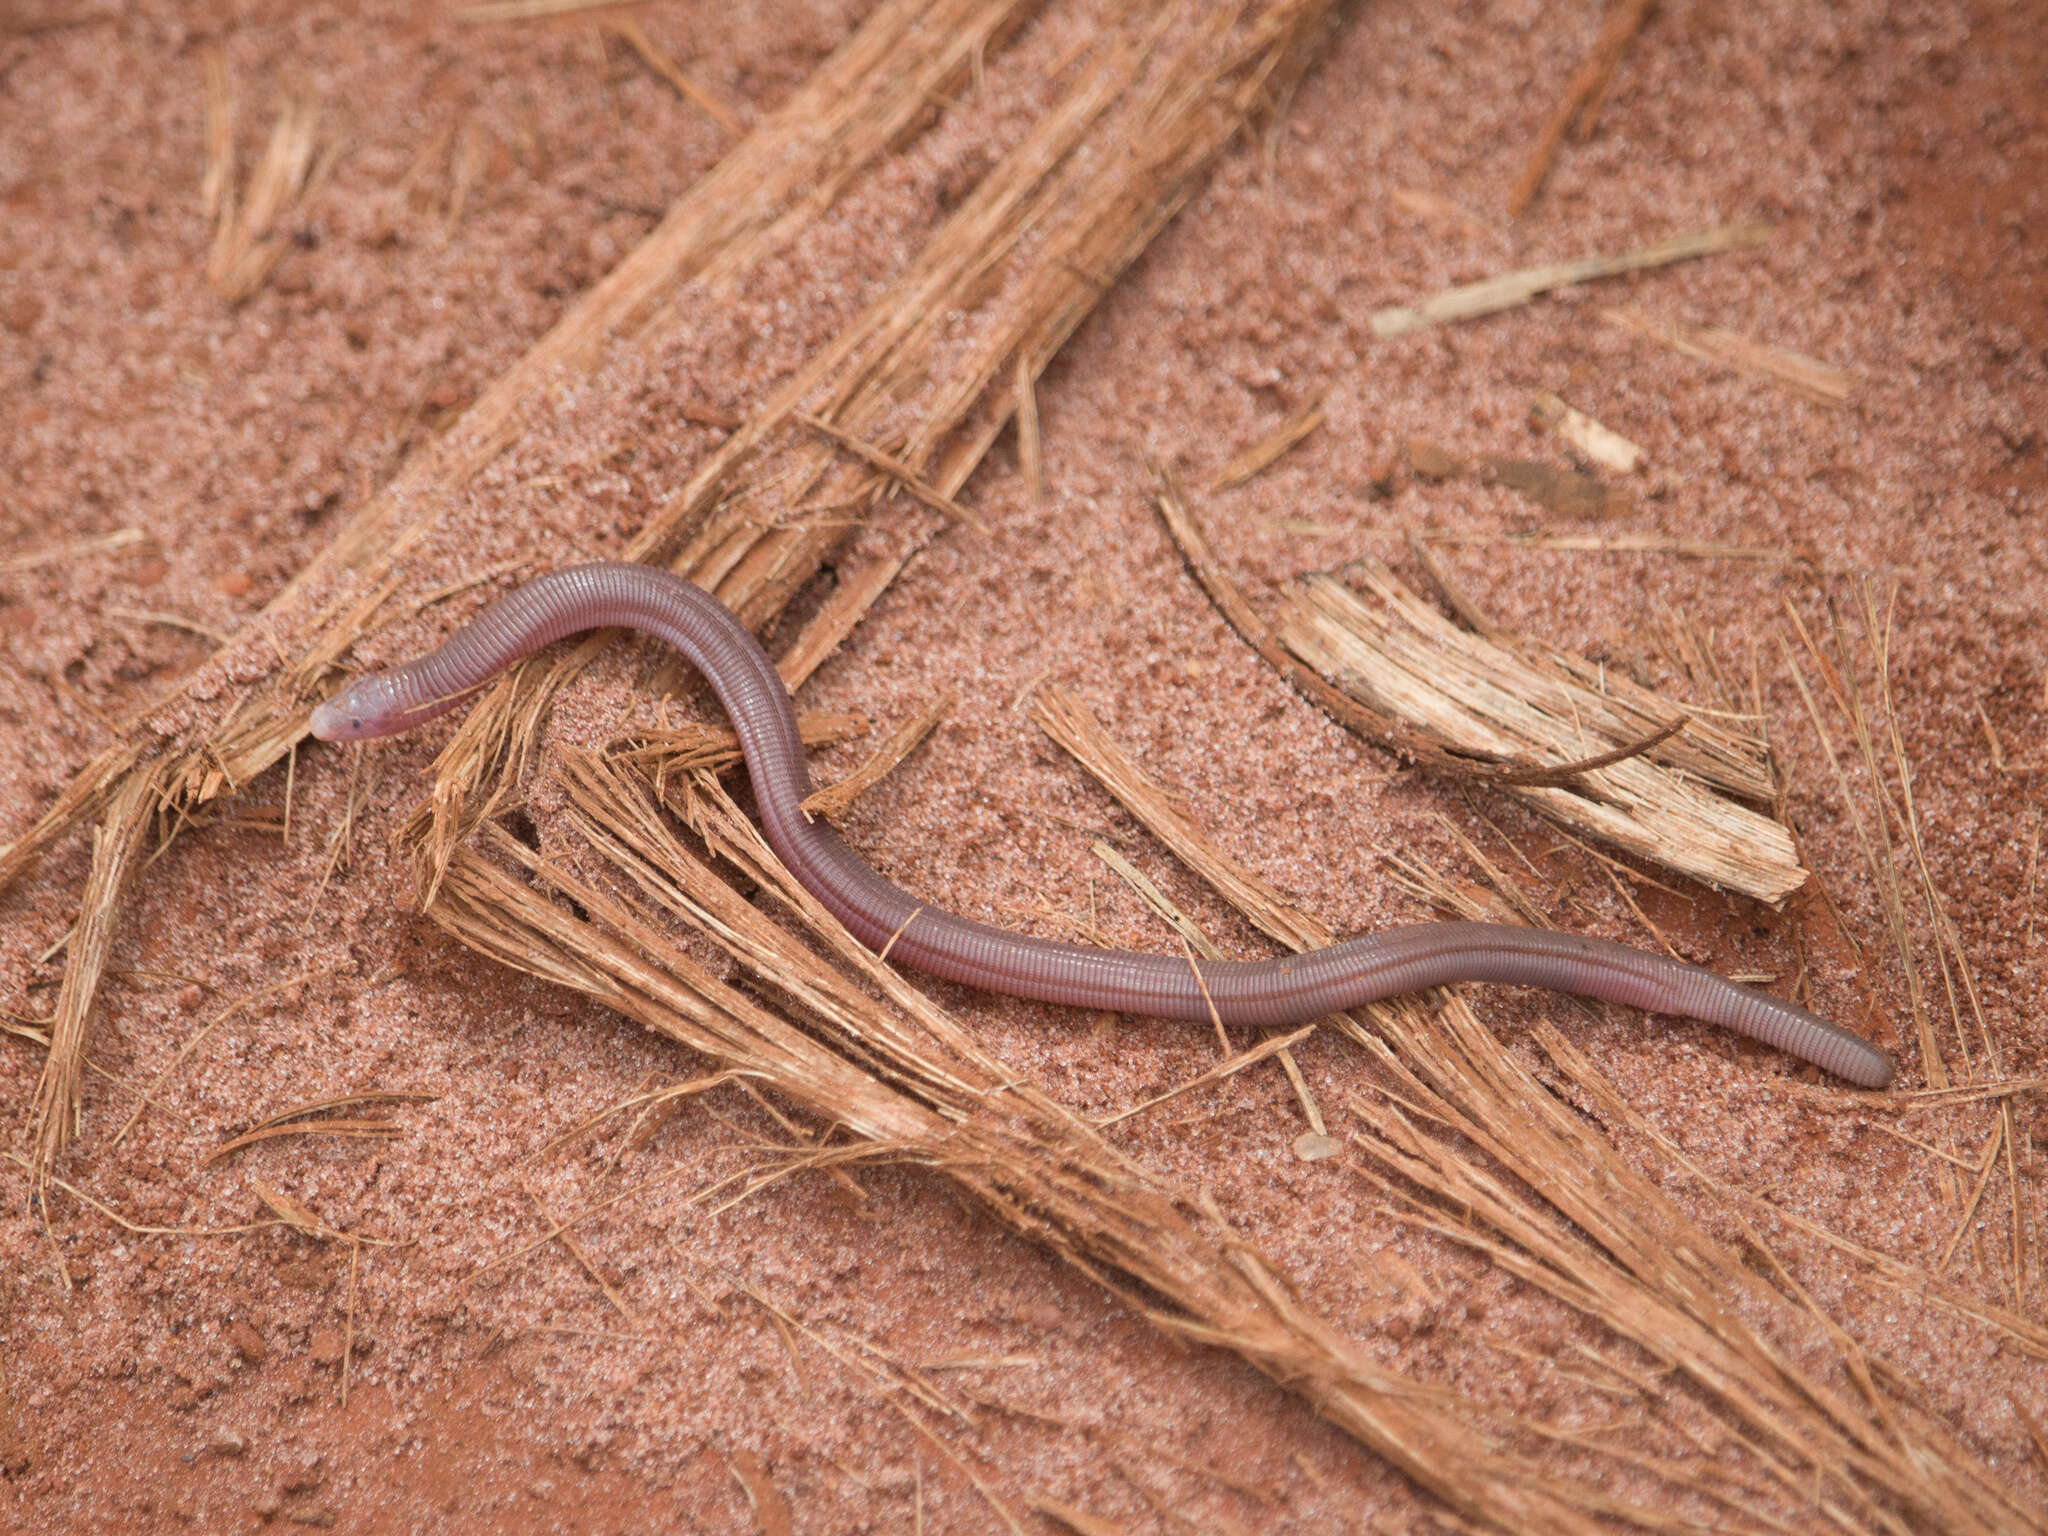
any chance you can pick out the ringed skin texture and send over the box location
[312,563,1893,1088]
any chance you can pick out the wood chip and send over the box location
[1529,391,1643,474]
[1293,1131,1344,1161]
[1276,563,1805,903]
[1408,437,1633,520]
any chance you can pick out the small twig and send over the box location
[1407,532,1504,641]
[1371,223,1766,337]
[1507,0,1657,217]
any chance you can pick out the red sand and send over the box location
[2,1,2044,1530]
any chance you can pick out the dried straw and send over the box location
[1033,687,2037,1535]
[1,0,1055,1173]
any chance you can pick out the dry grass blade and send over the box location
[731,1278,1019,1527]
[1779,594,1978,1101]
[1792,584,2027,1290]
[200,46,231,221]
[612,711,867,788]
[201,1119,404,1167]
[237,1089,441,1133]
[522,1177,639,1322]
[1091,840,1221,961]
[1427,530,1802,562]
[28,771,155,1178]
[1207,391,1326,492]
[1903,1079,2048,1108]
[1090,841,1301,1079]
[797,413,992,534]
[611,17,744,137]
[1854,583,1999,1076]
[1602,307,1857,407]
[1015,356,1044,503]
[196,1093,436,1174]
[1098,1024,1315,1126]
[105,607,235,646]
[111,965,332,1150]
[4,1151,275,1239]
[1031,687,1325,955]
[526,1072,736,1164]
[249,1178,401,1246]
[1370,223,1767,337]
[1276,561,1802,902]
[206,83,325,304]
[0,527,149,577]
[1547,1021,2048,1356]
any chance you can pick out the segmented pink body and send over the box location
[312,562,1892,1088]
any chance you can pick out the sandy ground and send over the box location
[2,0,2045,1530]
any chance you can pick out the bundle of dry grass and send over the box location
[202,54,330,304]
[1780,587,2036,1305]
[431,745,1626,1533]
[1030,688,2039,1535]
[413,661,2038,1531]
[411,0,1342,888]
[7,0,1256,1174]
